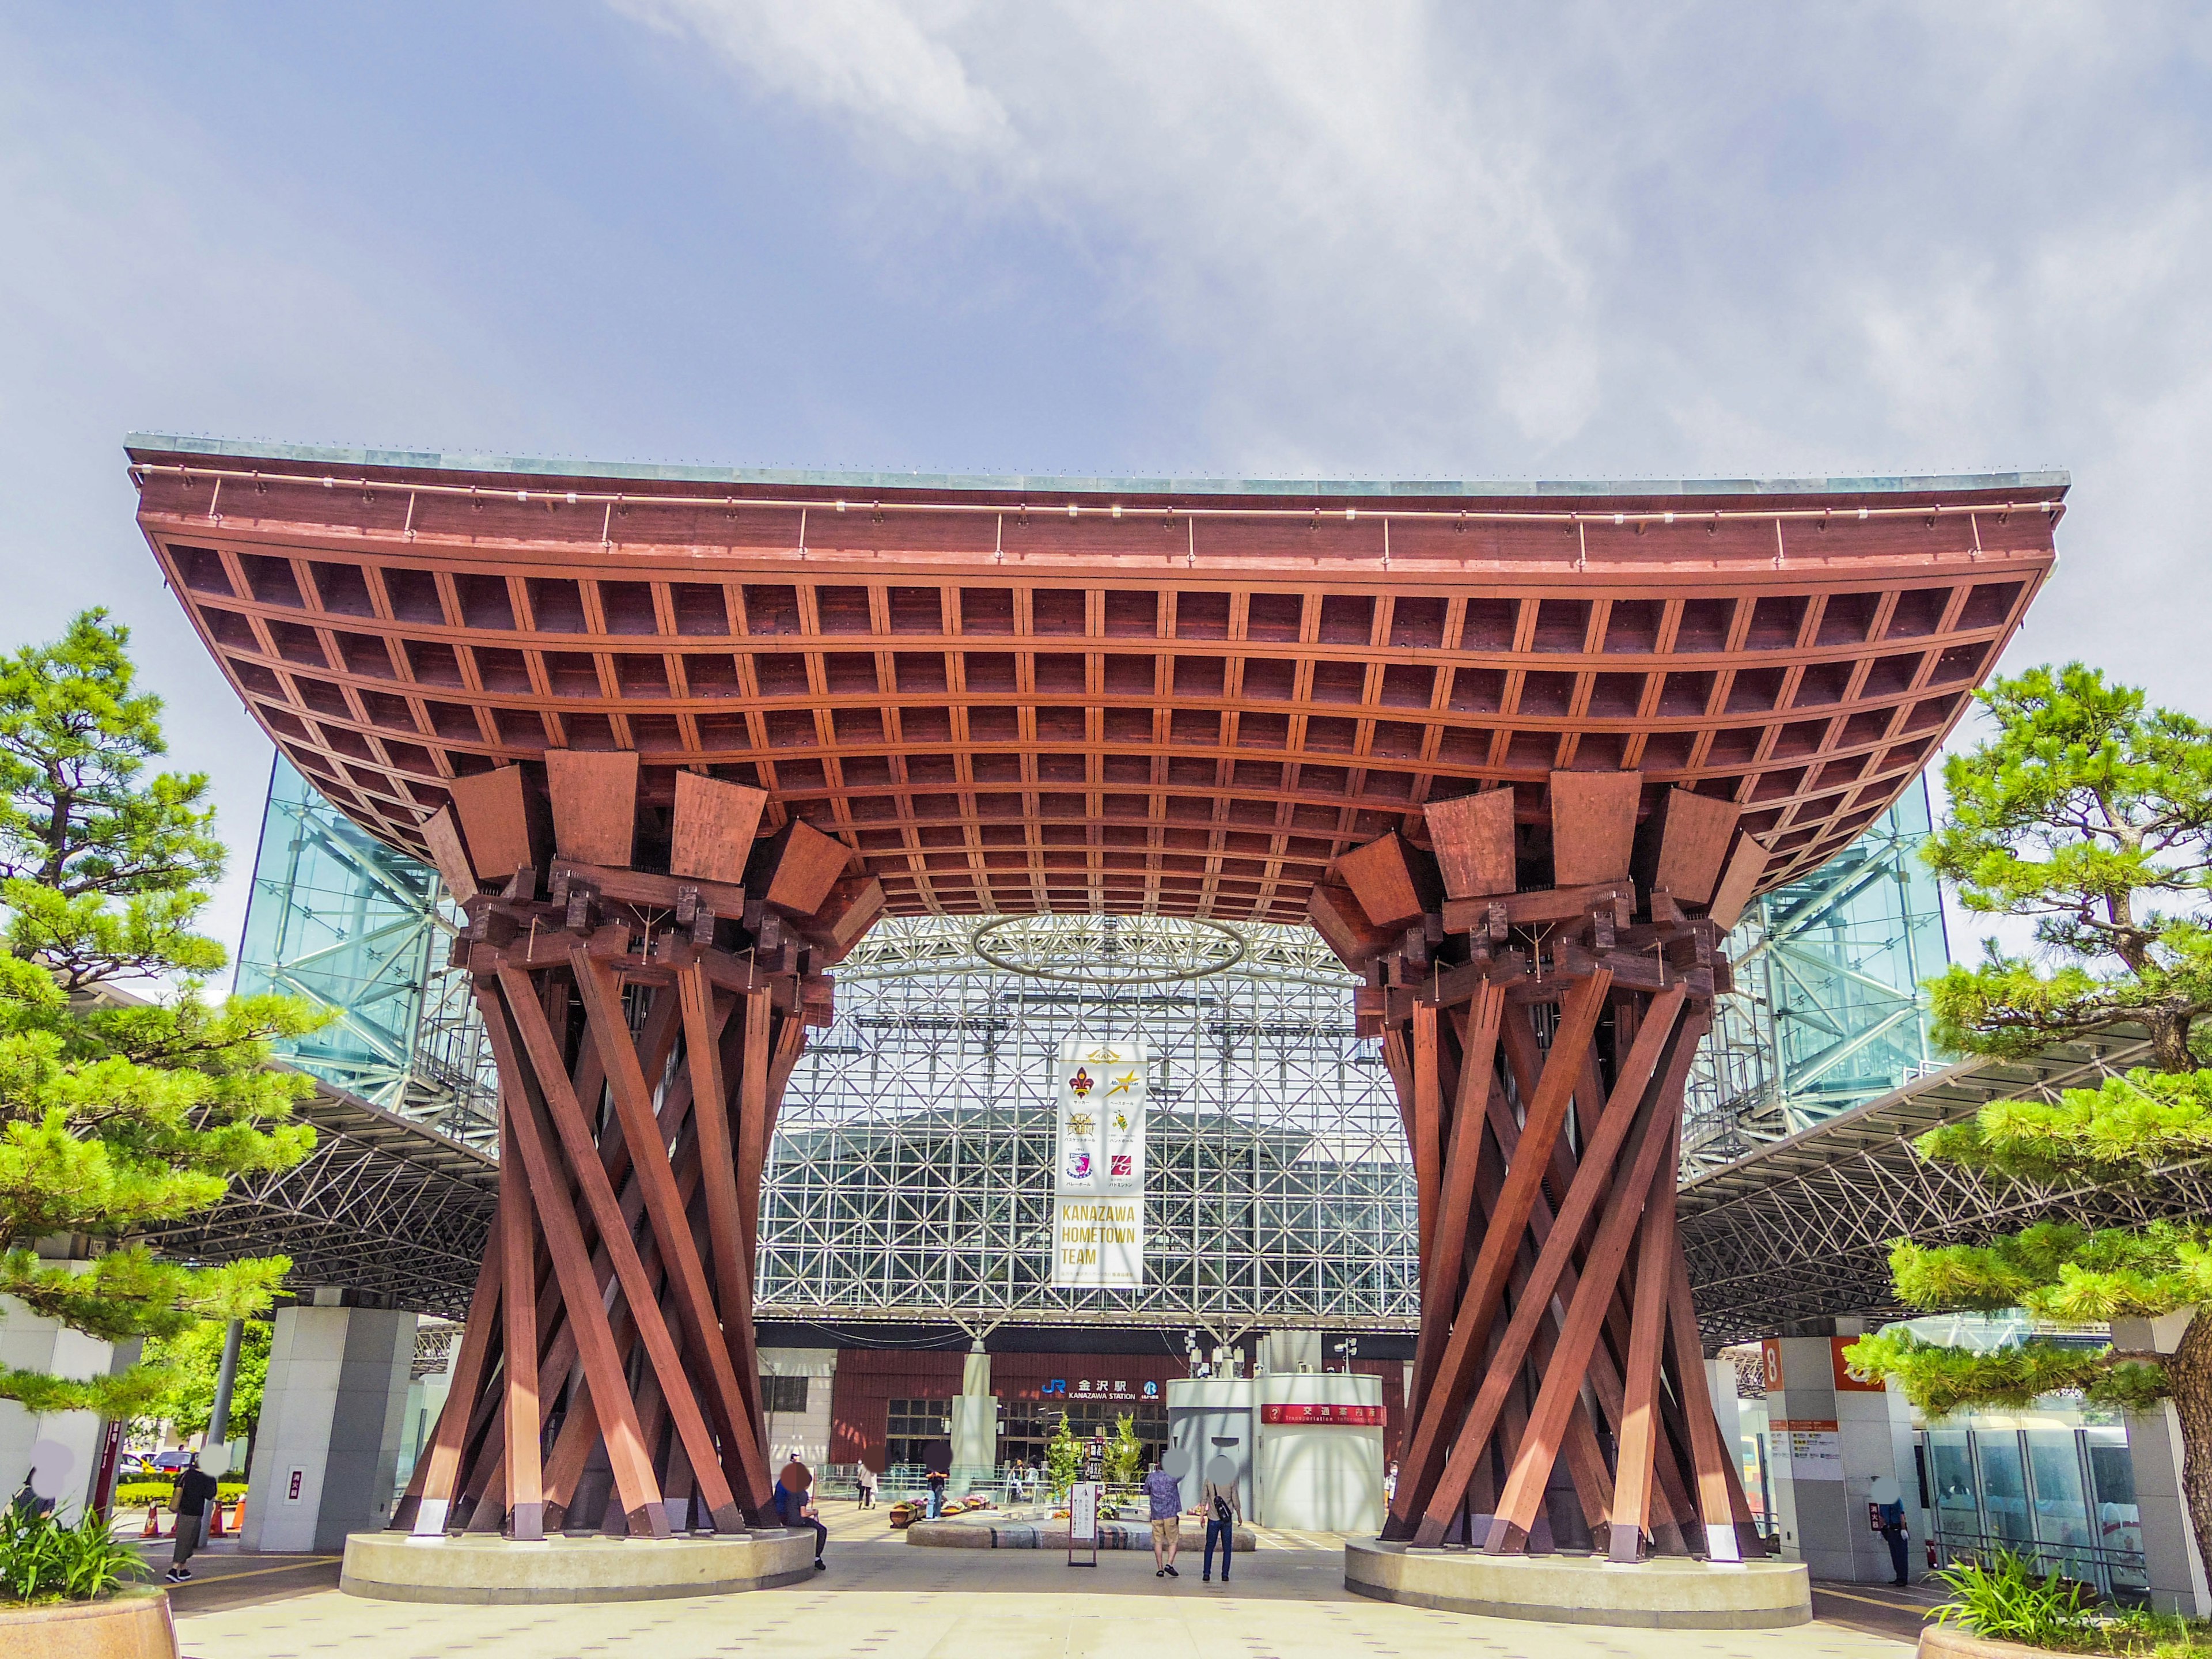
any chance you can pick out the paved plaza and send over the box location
[156,1504,1932,1659]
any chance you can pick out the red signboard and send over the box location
[1260,1403,1384,1426]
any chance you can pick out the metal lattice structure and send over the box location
[236,757,499,1150]
[756,914,1415,1331]
[1676,1027,2212,1347]
[137,1079,498,1321]
[1681,779,1948,1173]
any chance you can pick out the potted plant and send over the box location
[0,1501,175,1658]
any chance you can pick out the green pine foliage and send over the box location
[0,611,324,1419]
[1922,663,2212,1074]
[1846,662,2212,1581]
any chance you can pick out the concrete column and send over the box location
[241,1298,416,1552]
[949,1341,997,1495]
[1762,1324,1917,1582]
[2113,1311,2211,1615]
[0,1268,131,1516]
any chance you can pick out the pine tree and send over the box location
[1847,664,2212,1575]
[0,611,323,1419]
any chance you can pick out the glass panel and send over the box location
[2024,1429,2095,1578]
[236,759,497,1146]
[2086,1431,2147,1593]
[1978,1431,2036,1550]
[1927,1430,1982,1556]
[1684,777,1951,1168]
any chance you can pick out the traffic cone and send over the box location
[232,1497,246,1533]
[142,1504,159,1539]
[209,1499,224,1539]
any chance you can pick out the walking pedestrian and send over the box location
[165,1455,220,1584]
[926,1462,947,1519]
[854,1459,876,1509]
[1200,1456,1241,1584]
[1144,1448,1191,1579]
[775,1453,828,1571]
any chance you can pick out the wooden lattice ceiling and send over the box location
[131,440,2061,924]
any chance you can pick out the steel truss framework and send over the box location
[756,915,1415,1330]
[1676,1029,2212,1346]
[137,1080,497,1320]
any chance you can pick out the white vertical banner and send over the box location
[1051,1036,1146,1287]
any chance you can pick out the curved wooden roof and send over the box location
[130,437,2059,923]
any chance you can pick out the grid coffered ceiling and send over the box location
[132,440,2060,923]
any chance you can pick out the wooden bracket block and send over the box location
[1308,880,1397,968]
[1425,789,1516,900]
[796,876,885,965]
[1641,787,1741,907]
[546,749,639,868]
[446,765,551,879]
[1333,831,1443,929]
[1707,834,1770,931]
[671,771,769,887]
[419,806,479,904]
[1549,771,1642,887]
[747,818,851,916]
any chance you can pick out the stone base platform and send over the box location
[1343,1539,1811,1628]
[339,1529,817,1604]
[907,1517,1257,1552]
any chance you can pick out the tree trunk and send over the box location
[2169,1308,2212,1595]
[2150,1011,2200,1075]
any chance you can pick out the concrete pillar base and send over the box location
[339,1530,816,1603]
[1343,1540,1811,1627]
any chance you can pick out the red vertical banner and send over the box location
[89,1417,125,1520]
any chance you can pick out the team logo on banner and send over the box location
[1052,1036,1147,1287]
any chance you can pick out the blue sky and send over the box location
[4,3,2210,967]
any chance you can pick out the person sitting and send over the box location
[774,1453,828,1571]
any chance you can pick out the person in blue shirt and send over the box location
[1872,1475,1911,1586]
[1143,1453,1186,1579]
[774,1453,827,1571]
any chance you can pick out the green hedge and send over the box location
[112,1481,247,1510]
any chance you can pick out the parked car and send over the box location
[147,1450,197,1472]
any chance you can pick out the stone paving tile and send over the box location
[174,1503,1911,1659]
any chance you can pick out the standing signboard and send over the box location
[1051,1037,1147,1288]
[1067,1479,1101,1567]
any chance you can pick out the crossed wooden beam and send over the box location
[383,743,1770,1553]
[387,752,879,1537]
[1309,771,1771,1560]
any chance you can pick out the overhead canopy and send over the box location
[131,437,2061,922]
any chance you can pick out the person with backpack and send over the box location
[1200,1456,1241,1584]
[165,1455,221,1583]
